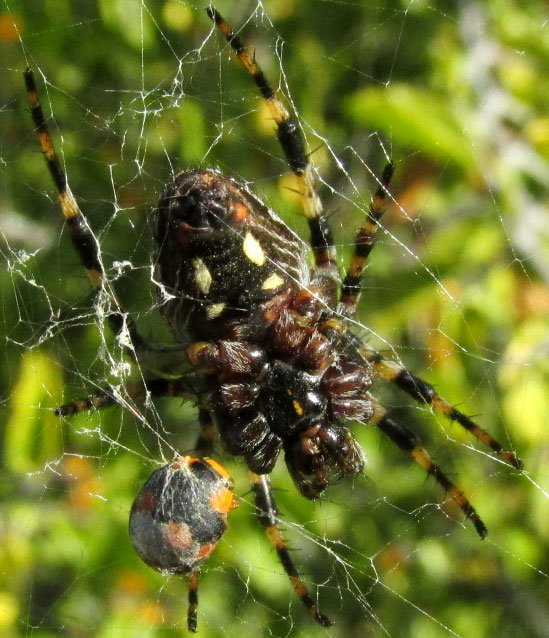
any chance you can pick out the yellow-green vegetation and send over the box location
[1,2,548,637]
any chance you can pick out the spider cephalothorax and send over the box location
[25,5,522,631]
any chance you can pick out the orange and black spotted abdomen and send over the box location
[129,456,237,574]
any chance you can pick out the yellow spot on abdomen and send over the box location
[193,258,213,295]
[206,302,226,319]
[261,272,284,290]
[243,231,266,266]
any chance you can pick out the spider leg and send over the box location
[195,407,216,458]
[55,376,200,417]
[207,7,339,290]
[360,346,523,470]
[339,162,394,317]
[187,569,200,633]
[368,395,487,538]
[250,472,333,627]
[24,69,182,367]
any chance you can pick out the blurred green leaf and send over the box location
[5,351,63,474]
[345,84,476,175]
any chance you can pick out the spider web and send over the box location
[2,1,549,637]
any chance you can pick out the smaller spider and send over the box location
[25,6,523,630]
[129,455,238,632]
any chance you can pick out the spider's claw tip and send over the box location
[206,6,219,22]
[382,161,395,184]
[315,612,334,627]
[511,456,524,471]
[474,518,488,540]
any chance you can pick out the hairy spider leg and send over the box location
[187,570,200,633]
[339,162,394,317]
[206,7,338,287]
[55,376,199,418]
[360,346,523,470]
[250,473,334,627]
[367,396,487,538]
[23,69,149,354]
[24,69,192,375]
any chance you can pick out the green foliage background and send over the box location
[1,1,548,637]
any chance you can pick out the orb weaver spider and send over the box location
[24,6,522,630]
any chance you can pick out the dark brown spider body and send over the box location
[155,169,371,498]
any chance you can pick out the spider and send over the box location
[25,6,523,630]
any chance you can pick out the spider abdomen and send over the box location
[155,169,309,341]
[129,456,237,575]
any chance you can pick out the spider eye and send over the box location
[172,191,226,230]
[157,170,233,233]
